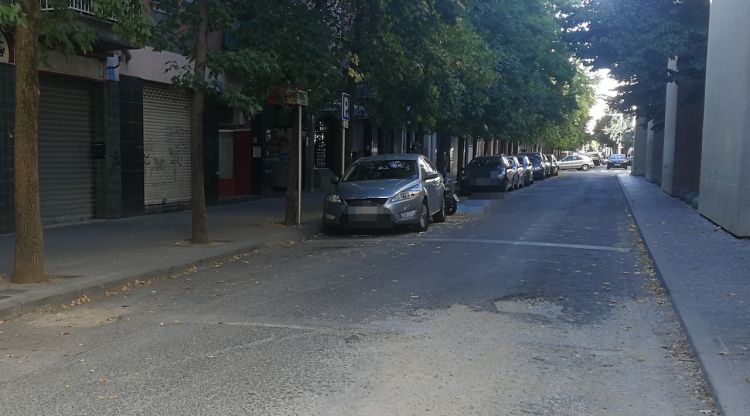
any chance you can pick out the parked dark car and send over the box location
[459,155,515,194]
[515,155,535,186]
[518,152,549,180]
[506,156,525,190]
[323,154,446,232]
[607,154,629,169]
[545,154,559,176]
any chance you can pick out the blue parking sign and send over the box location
[341,93,351,121]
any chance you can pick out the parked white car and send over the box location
[558,154,595,171]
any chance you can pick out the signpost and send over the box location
[278,88,309,227]
[297,105,303,226]
[341,93,351,178]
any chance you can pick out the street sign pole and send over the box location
[297,105,303,227]
[341,124,347,178]
[278,88,308,228]
[341,93,351,178]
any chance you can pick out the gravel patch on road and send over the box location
[286,296,715,416]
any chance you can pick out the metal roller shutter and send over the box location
[38,75,94,224]
[143,84,192,206]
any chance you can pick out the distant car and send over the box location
[607,154,629,169]
[543,156,553,177]
[516,155,535,186]
[518,152,549,180]
[506,156,525,190]
[459,155,515,193]
[558,154,594,171]
[585,152,603,166]
[545,154,559,176]
[323,154,446,232]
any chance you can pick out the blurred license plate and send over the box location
[349,206,380,222]
[349,207,379,215]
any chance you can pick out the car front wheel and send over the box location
[432,196,446,223]
[416,201,430,232]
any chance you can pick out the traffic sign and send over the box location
[341,93,351,121]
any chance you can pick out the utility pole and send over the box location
[297,104,303,226]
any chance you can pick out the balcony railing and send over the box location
[40,0,95,16]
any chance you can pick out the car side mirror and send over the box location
[330,177,339,184]
[425,172,440,180]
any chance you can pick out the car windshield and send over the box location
[342,160,418,182]
[467,157,502,168]
[610,154,625,160]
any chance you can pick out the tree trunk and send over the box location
[284,106,302,225]
[190,0,209,244]
[12,0,46,284]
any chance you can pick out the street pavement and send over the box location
[619,174,750,416]
[0,167,720,415]
[0,194,323,321]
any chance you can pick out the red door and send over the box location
[233,131,252,196]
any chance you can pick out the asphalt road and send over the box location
[0,167,717,415]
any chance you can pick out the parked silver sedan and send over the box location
[323,154,446,231]
[558,154,595,171]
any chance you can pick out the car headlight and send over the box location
[391,188,421,202]
[326,194,342,204]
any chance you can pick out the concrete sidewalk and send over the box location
[618,174,750,416]
[0,194,324,321]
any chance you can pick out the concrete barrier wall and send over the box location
[699,0,750,236]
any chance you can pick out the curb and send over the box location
[0,222,320,323]
[615,174,725,416]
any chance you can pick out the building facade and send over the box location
[634,0,749,237]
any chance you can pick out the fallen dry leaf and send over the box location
[71,295,91,306]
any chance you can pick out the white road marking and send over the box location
[309,237,630,253]
[415,237,631,252]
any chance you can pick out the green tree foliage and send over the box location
[470,0,581,145]
[328,0,495,133]
[0,0,151,54]
[290,0,590,150]
[537,69,596,151]
[227,0,345,112]
[429,18,497,137]
[563,0,710,122]
[592,113,631,150]
[151,0,275,116]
